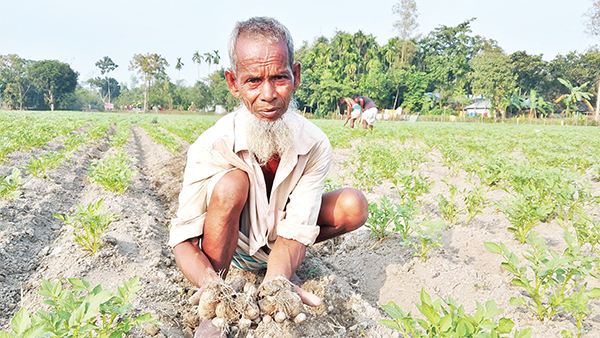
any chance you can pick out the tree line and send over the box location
[2,1,600,118]
[294,17,600,119]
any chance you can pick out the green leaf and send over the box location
[497,317,514,334]
[0,332,15,338]
[512,278,529,288]
[21,324,47,338]
[510,297,525,306]
[588,288,600,298]
[419,303,440,325]
[10,307,30,336]
[378,319,402,331]
[484,242,502,254]
[516,328,533,338]
[439,314,452,332]
[419,288,433,306]
[381,302,407,320]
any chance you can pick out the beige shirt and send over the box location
[169,108,332,257]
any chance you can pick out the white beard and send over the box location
[244,101,301,166]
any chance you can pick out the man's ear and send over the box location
[292,62,301,91]
[225,69,240,98]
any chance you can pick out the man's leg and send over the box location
[202,169,249,277]
[173,169,249,288]
[316,188,368,242]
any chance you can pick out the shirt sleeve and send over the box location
[276,137,332,246]
[168,139,233,247]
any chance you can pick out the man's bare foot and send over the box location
[194,318,223,338]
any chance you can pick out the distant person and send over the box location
[342,97,362,128]
[355,95,377,130]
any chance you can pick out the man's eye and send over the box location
[248,78,261,84]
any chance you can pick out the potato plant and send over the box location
[53,199,118,255]
[88,151,137,195]
[379,288,531,338]
[485,232,600,327]
[0,277,159,338]
[0,168,23,200]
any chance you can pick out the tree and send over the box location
[392,0,419,67]
[527,89,553,118]
[415,18,497,109]
[95,56,118,104]
[549,49,600,121]
[0,54,32,110]
[27,60,78,111]
[203,52,214,73]
[175,57,184,81]
[88,77,121,105]
[510,51,550,95]
[585,1,600,120]
[128,53,169,112]
[469,50,516,119]
[213,50,220,68]
[556,78,592,117]
[192,51,203,82]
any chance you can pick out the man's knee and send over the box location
[335,188,368,231]
[210,169,249,210]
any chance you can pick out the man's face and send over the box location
[225,34,301,122]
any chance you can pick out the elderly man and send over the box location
[170,16,368,335]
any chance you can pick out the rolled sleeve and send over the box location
[169,214,206,247]
[168,137,233,247]
[276,221,321,246]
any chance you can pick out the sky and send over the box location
[1,0,598,88]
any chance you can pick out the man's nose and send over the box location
[260,80,276,101]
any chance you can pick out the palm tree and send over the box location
[556,78,592,117]
[192,51,203,81]
[175,57,184,81]
[203,52,213,73]
[213,50,220,68]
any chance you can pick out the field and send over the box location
[2,111,600,337]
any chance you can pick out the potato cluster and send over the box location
[196,276,308,332]
[197,275,260,331]
[257,277,307,324]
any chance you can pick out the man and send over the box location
[355,95,378,130]
[169,17,368,335]
[341,97,362,128]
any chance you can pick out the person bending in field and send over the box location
[342,97,362,128]
[355,95,378,130]
[169,16,368,337]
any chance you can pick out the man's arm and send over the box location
[173,237,219,288]
[264,236,306,281]
[263,237,322,306]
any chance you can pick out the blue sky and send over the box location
[1,0,597,87]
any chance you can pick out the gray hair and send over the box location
[228,17,294,73]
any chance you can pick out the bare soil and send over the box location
[1,122,599,337]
